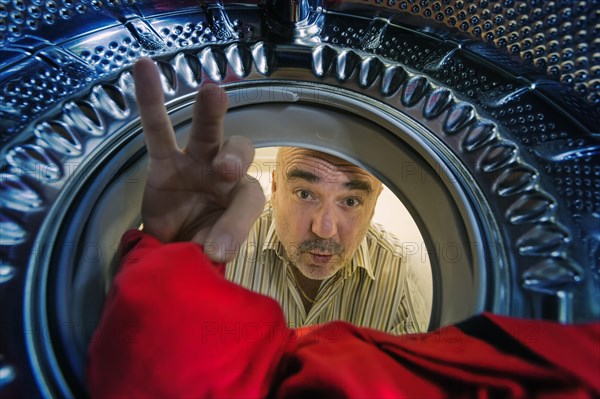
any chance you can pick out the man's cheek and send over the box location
[289,207,309,226]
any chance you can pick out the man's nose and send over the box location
[311,203,338,239]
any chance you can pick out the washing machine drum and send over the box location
[0,1,598,397]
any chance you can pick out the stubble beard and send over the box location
[285,238,349,280]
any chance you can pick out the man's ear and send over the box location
[368,183,384,220]
[376,183,384,199]
[271,169,277,195]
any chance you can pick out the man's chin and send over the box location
[297,262,340,281]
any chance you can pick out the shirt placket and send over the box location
[284,262,308,324]
[304,273,346,326]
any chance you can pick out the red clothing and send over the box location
[88,230,600,398]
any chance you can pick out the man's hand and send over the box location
[134,58,265,262]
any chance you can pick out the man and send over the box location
[226,147,429,333]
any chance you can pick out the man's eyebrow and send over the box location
[345,179,373,193]
[286,167,373,192]
[286,168,320,183]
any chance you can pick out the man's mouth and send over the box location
[310,252,334,263]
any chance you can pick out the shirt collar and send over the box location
[262,207,376,281]
[346,238,376,281]
[264,214,285,257]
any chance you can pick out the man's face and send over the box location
[271,148,383,280]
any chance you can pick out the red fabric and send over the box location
[88,230,291,398]
[88,230,600,398]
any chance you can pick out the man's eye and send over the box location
[345,197,361,207]
[296,190,312,200]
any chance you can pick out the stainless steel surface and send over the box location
[0,1,598,397]
[264,0,325,39]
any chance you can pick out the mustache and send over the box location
[299,238,343,254]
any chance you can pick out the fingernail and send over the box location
[221,153,241,165]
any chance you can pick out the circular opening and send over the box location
[251,146,434,319]
[27,83,508,397]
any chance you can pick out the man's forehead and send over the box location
[279,147,379,182]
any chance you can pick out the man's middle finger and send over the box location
[186,83,228,162]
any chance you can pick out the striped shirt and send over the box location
[226,205,430,334]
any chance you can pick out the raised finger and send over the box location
[213,135,256,183]
[134,58,178,159]
[201,177,266,263]
[186,83,228,162]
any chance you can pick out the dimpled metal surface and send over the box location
[0,1,598,397]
